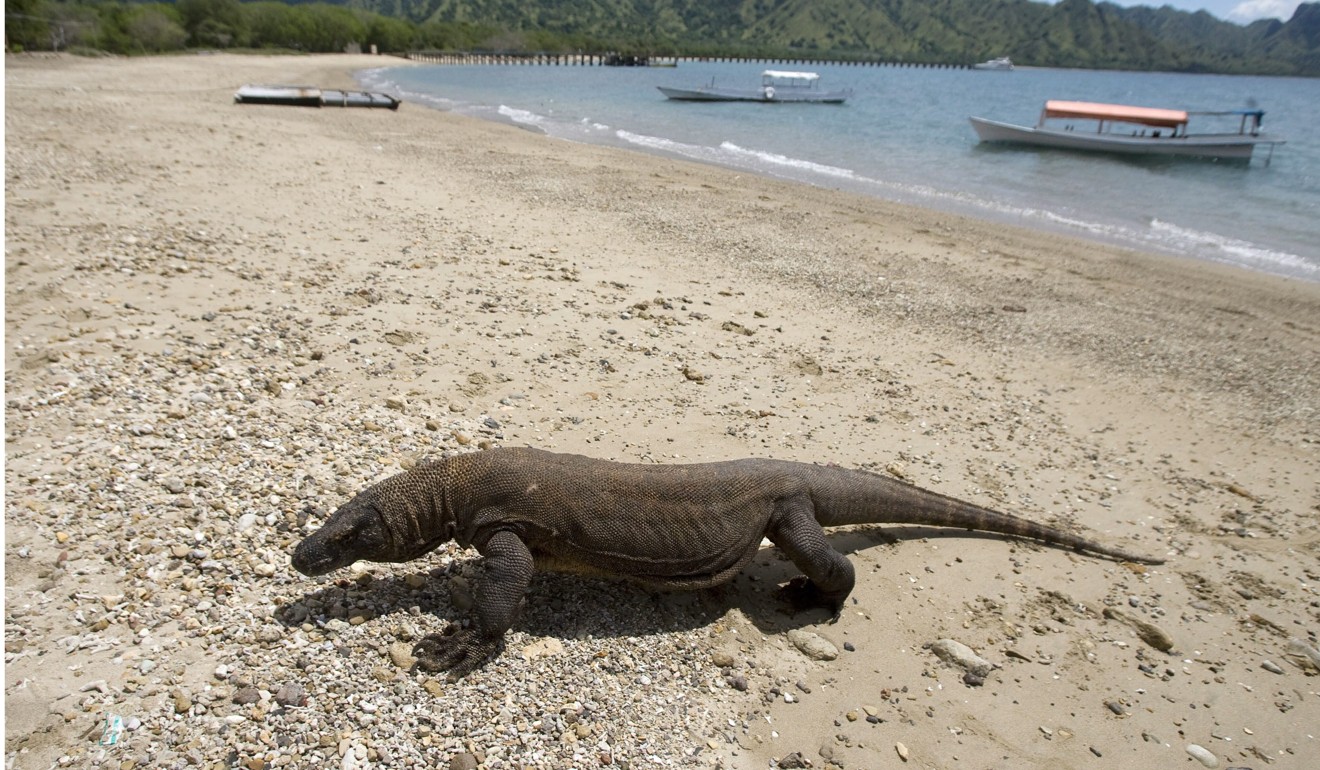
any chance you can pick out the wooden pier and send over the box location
[403,51,970,69]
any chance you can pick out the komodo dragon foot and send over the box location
[412,624,503,681]
[777,576,847,621]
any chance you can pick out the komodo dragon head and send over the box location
[290,487,395,576]
[292,461,460,577]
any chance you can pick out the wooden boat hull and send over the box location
[235,85,400,110]
[969,116,1277,160]
[657,86,849,104]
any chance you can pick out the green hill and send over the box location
[7,0,1319,74]
[344,0,1320,75]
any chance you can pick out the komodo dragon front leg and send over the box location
[412,530,533,679]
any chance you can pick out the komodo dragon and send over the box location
[291,446,1163,678]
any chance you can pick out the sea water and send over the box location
[361,62,1320,281]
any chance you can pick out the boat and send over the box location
[234,84,400,110]
[969,100,1285,162]
[973,56,1014,71]
[657,70,852,104]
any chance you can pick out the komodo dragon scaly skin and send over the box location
[291,446,1163,678]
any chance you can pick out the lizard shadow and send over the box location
[277,525,1027,644]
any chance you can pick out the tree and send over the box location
[364,14,415,52]
[125,6,187,52]
[5,0,50,51]
[176,0,246,47]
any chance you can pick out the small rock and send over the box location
[385,397,406,412]
[521,637,565,661]
[711,651,736,668]
[233,688,261,705]
[235,513,258,533]
[929,639,994,677]
[422,679,445,697]
[895,742,909,762]
[776,752,809,769]
[1285,638,1320,673]
[1186,743,1219,768]
[1261,659,1284,674]
[448,753,478,770]
[389,642,417,669]
[171,690,192,714]
[787,629,838,662]
[273,683,305,708]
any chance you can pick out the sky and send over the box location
[1071,1,1304,23]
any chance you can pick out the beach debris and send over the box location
[1285,638,1320,674]
[928,638,994,678]
[1103,607,1174,652]
[787,629,838,661]
[1185,743,1219,768]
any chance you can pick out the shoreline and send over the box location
[6,53,1320,770]
[357,62,1319,284]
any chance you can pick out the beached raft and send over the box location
[234,84,400,111]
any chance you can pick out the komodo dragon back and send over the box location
[291,447,1164,679]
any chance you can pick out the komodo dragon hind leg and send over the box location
[767,496,856,618]
[413,529,533,680]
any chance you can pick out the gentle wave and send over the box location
[363,64,1318,281]
[1148,219,1319,277]
[497,104,547,126]
[717,142,859,180]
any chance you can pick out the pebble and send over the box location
[273,683,305,708]
[520,637,565,661]
[895,741,909,762]
[1186,743,1219,768]
[1261,659,1285,675]
[787,629,839,661]
[928,639,994,678]
[388,642,417,669]
[170,690,192,714]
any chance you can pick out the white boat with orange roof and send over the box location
[969,100,1284,162]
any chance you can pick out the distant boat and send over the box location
[969,100,1285,162]
[973,57,1014,71]
[234,84,400,110]
[658,70,852,104]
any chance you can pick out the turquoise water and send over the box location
[361,62,1320,281]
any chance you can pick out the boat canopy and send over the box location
[762,70,819,82]
[1043,100,1188,129]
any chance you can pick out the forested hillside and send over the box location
[6,0,1319,75]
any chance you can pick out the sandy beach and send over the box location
[6,53,1319,769]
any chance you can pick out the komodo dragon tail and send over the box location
[800,463,1164,565]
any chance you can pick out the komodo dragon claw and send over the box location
[777,576,847,622]
[412,624,502,680]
